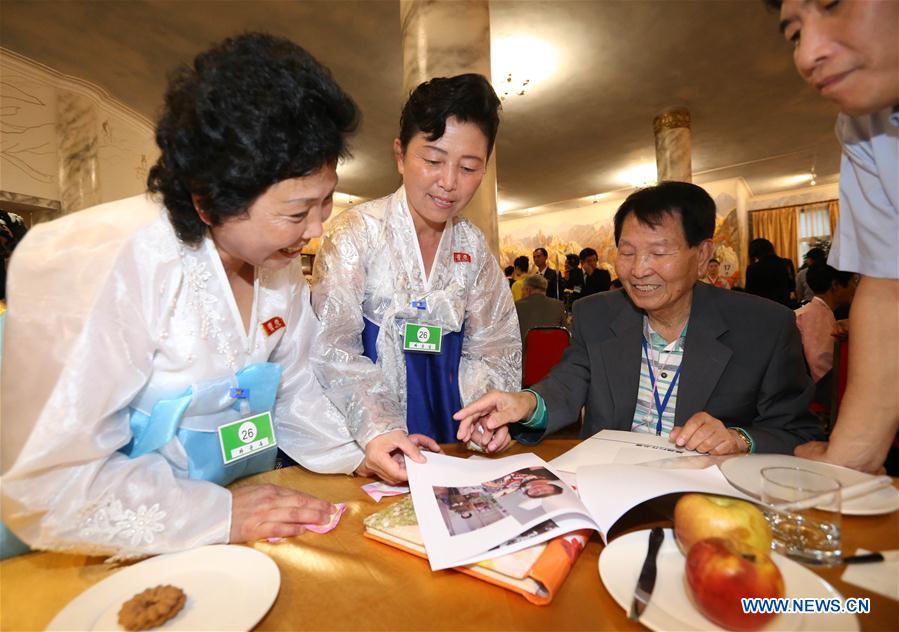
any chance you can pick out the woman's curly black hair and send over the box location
[398,73,501,157]
[148,32,359,244]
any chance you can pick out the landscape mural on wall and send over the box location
[499,192,742,287]
[709,195,741,288]
[500,219,617,277]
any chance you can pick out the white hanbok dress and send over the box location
[0,194,362,559]
[310,186,521,446]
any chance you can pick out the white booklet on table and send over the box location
[549,429,704,473]
[405,447,754,570]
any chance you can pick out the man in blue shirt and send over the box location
[769,0,898,473]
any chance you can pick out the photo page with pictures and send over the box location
[405,452,599,570]
[406,437,758,570]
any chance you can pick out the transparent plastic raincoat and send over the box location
[311,187,521,446]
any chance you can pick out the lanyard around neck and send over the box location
[641,336,683,435]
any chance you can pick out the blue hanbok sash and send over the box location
[1,362,283,560]
[121,362,282,485]
[1,312,30,559]
[0,451,27,557]
[362,317,463,443]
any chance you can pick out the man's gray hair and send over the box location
[523,274,548,292]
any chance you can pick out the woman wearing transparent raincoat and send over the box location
[311,75,521,483]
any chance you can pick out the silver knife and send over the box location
[628,527,665,620]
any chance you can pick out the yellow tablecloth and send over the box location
[2,440,897,630]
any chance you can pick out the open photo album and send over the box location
[404,439,753,571]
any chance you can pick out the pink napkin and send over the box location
[265,502,348,542]
[361,481,410,502]
[303,502,347,534]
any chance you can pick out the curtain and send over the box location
[752,207,799,268]
[751,200,839,269]
[827,200,840,238]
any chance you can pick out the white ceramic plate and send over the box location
[599,529,858,631]
[720,454,899,516]
[47,545,280,631]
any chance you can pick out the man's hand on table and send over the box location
[229,484,333,542]
[362,430,441,484]
[669,412,750,455]
[454,389,537,452]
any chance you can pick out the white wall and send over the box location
[747,181,839,211]
[0,49,157,214]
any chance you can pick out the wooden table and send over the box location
[2,440,897,630]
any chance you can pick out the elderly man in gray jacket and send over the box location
[456,181,823,456]
[515,274,566,347]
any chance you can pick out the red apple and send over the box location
[685,537,785,631]
[674,493,772,554]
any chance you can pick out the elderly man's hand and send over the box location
[468,424,513,454]
[454,390,537,445]
[669,412,750,455]
[362,430,440,485]
[230,484,333,542]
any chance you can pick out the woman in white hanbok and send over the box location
[311,75,521,483]
[0,33,364,559]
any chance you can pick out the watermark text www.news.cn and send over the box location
[742,597,871,615]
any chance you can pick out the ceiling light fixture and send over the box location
[497,73,530,100]
[778,173,820,187]
[497,198,522,215]
[491,36,557,100]
[617,162,658,188]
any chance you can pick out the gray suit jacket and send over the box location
[519,283,823,454]
[515,294,566,344]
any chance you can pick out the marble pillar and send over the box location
[56,90,102,212]
[399,0,500,257]
[653,108,692,183]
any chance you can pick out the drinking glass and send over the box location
[760,466,842,566]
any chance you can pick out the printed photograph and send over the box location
[433,466,569,537]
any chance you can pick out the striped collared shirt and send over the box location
[632,318,688,437]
